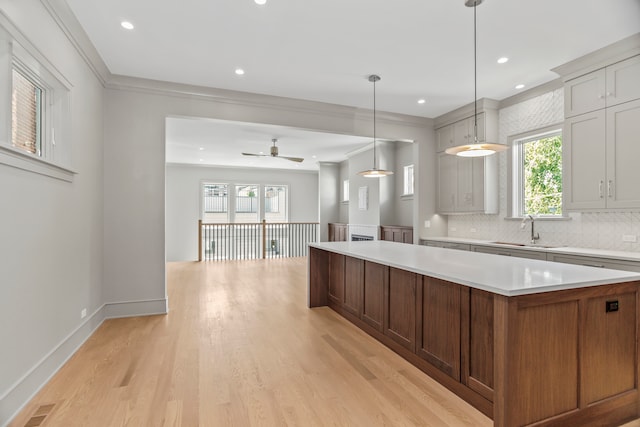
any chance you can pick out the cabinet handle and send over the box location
[599,180,604,198]
[598,94,605,99]
[608,180,614,198]
[606,92,614,97]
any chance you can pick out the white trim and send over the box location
[0,144,76,182]
[103,298,168,319]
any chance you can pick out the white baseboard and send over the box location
[104,298,168,318]
[0,298,168,427]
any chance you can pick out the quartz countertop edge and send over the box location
[309,240,640,297]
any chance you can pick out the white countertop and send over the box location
[424,237,640,262]
[310,240,640,297]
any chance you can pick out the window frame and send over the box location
[264,184,289,223]
[0,17,74,182]
[403,164,414,196]
[507,124,564,219]
[342,179,349,203]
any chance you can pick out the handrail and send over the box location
[199,220,319,261]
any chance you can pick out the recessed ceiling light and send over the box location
[497,57,509,64]
[312,155,317,159]
[199,159,203,162]
[199,147,205,151]
[515,84,525,89]
[121,21,134,30]
[255,0,267,4]
[417,99,426,104]
[235,68,245,75]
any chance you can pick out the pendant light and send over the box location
[358,75,393,177]
[446,0,508,157]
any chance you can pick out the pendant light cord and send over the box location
[473,2,478,144]
[373,77,377,169]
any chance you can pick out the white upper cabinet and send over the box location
[563,52,640,211]
[435,104,498,215]
[565,55,640,118]
[605,99,640,208]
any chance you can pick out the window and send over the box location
[343,179,349,202]
[510,128,562,217]
[12,68,42,155]
[202,183,229,222]
[235,184,259,223]
[0,24,72,180]
[264,185,288,222]
[403,164,414,196]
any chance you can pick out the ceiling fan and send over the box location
[242,138,304,163]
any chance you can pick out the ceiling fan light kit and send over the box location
[446,0,508,157]
[242,138,304,163]
[358,74,393,178]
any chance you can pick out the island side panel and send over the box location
[308,247,329,307]
[496,281,640,427]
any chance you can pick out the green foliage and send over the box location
[523,135,562,215]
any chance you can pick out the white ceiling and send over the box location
[66,0,640,170]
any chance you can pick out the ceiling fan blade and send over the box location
[242,152,268,157]
[280,156,304,163]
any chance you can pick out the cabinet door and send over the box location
[437,124,454,152]
[337,225,347,241]
[401,229,413,244]
[605,99,640,208]
[328,224,336,242]
[453,119,471,146]
[564,69,606,117]
[564,110,606,210]
[416,276,461,380]
[606,55,640,107]
[385,268,416,352]
[462,288,494,402]
[437,153,457,213]
[343,256,364,317]
[328,252,345,305]
[363,261,388,332]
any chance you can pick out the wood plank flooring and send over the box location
[9,258,640,426]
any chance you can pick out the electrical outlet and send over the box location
[470,228,477,233]
[622,234,637,242]
[81,308,87,319]
[424,220,431,228]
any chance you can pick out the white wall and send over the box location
[0,1,104,424]
[338,161,349,223]
[166,164,318,261]
[317,162,339,242]
[394,142,414,226]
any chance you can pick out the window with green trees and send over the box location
[512,129,562,217]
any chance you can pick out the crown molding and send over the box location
[40,0,110,86]
[498,78,563,110]
[551,32,640,81]
[166,162,319,174]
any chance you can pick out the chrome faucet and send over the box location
[522,215,540,244]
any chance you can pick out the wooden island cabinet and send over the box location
[308,241,640,427]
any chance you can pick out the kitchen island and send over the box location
[308,240,640,427]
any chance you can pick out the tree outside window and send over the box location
[511,129,562,217]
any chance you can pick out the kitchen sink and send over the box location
[490,241,561,249]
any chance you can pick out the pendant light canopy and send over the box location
[446,0,508,157]
[358,75,393,177]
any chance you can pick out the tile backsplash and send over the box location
[446,88,640,253]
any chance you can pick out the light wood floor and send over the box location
[10,258,640,426]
